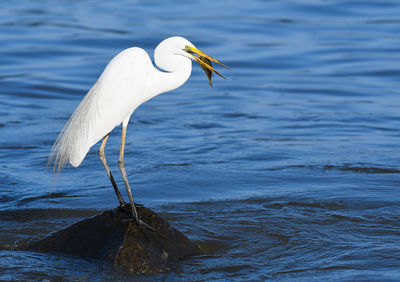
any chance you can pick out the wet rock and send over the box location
[23,205,201,274]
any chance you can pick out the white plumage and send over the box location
[48,36,229,225]
[50,38,193,171]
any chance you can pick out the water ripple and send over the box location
[0,0,400,280]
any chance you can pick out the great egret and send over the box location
[49,36,229,228]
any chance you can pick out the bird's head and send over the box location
[155,36,230,87]
[183,44,231,87]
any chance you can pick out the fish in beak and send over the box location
[184,45,231,87]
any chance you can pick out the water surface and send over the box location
[0,0,400,280]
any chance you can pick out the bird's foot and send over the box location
[121,217,156,232]
[118,203,166,237]
[118,204,156,232]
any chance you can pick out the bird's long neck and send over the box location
[146,55,192,100]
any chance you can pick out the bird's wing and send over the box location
[49,47,152,173]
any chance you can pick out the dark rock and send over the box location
[22,205,201,274]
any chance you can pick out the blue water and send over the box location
[1,0,400,280]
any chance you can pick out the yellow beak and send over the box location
[184,45,231,86]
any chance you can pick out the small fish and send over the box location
[199,56,214,87]
[184,45,230,87]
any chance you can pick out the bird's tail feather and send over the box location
[48,82,101,176]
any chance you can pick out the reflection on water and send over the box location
[1,0,400,280]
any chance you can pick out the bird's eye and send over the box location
[184,45,194,54]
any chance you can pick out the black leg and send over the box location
[118,126,156,232]
[98,133,125,206]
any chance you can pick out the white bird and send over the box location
[49,36,230,228]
